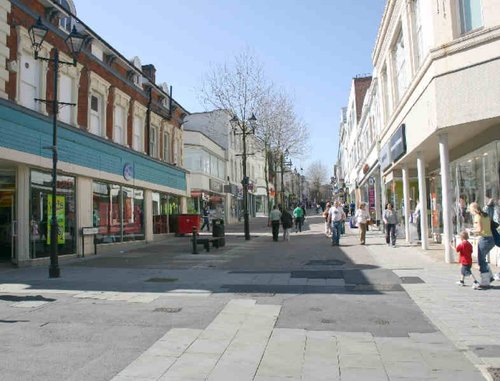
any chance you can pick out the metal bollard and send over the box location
[192,227,198,254]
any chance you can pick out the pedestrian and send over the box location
[293,204,304,232]
[383,202,398,247]
[469,202,495,289]
[200,205,210,232]
[323,202,331,237]
[355,202,370,245]
[281,207,293,241]
[450,231,478,287]
[328,200,346,246]
[414,199,422,241]
[270,205,282,242]
[349,201,355,217]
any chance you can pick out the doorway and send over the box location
[0,174,16,262]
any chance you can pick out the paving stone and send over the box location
[339,366,389,381]
[10,301,48,308]
[159,353,220,380]
[111,354,176,380]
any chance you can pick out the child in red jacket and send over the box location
[450,231,478,287]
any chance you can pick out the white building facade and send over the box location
[339,0,500,264]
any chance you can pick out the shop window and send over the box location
[92,182,145,243]
[30,170,76,258]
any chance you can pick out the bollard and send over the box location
[192,227,198,254]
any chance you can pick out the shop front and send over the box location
[0,171,16,262]
[152,193,181,234]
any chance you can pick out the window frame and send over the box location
[458,0,483,35]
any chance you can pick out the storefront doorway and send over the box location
[0,174,16,262]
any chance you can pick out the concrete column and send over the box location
[402,165,411,243]
[76,177,93,256]
[16,165,30,263]
[144,190,153,242]
[180,196,187,214]
[417,152,429,250]
[439,133,453,263]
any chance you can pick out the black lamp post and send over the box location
[280,149,291,208]
[29,17,86,278]
[230,113,257,240]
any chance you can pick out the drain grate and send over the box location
[292,270,343,279]
[306,260,345,266]
[145,277,178,283]
[399,276,425,284]
[488,368,500,381]
[153,307,182,313]
[321,319,336,324]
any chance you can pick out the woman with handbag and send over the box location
[470,202,495,289]
[354,202,370,245]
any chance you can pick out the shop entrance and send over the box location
[0,174,16,262]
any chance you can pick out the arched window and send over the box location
[56,0,77,33]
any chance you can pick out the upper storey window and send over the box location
[412,0,424,68]
[459,0,483,34]
[393,30,408,103]
[56,0,77,33]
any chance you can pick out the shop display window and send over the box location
[30,170,76,258]
[93,182,144,243]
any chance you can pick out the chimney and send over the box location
[141,64,156,83]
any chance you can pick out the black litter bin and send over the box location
[212,218,225,247]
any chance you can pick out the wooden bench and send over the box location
[191,237,224,252]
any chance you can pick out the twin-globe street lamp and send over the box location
[29,17,86,278]
[230,113,257,240]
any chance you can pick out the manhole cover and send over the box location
[153,307,182,313]
[399,276,425,284]
[321,319,336,324]
[145,278,178,283]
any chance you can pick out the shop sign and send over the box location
[223,184,239,196]
[123,163,134,181]
[390,124,407,162]
[47,195,65,244]
[209,179,223,193]
[379,142,391,171]
[368,177,375,186]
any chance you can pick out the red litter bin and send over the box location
[176,214,201,236]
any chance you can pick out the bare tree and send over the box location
[307,160,328,202]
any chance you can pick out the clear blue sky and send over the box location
[76,0,385,174]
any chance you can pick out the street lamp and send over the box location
[280,149,291,208]
[29,17,86,278]
[230,113,257,240]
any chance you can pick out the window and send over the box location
[132,115,143,152]
[91,42,104,61]
[163,132,170,162]
[113,105,125,144]
[58,73,73,125]
[150,126,158,158]
[393,30,408,102]
[89,94,103,136]
[412,0,424,68]
[56,0,74,33]
[19,54,42,111]
[459,0,483,34]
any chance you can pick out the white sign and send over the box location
[82,227,99,235]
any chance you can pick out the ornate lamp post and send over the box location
[230,113,257,240]
[29,17,86,278]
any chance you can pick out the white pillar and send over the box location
[180,196,188,214]
[144,190,153,242]
[417,153,429,250]
[76,176,93,256]
[439,133,453,263]
[402,165,411,243]
[16,165,30,264]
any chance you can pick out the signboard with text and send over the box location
[390,124,407,162]
[47,195,65,245]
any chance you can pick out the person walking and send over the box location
[270,205,282,242]
[470,202,495,289]
[450,230,478,287]
[323,202,331,237]
[355,202,370,245]
[414,199,422,241]
[200,205,210,232]
[383,203,398,247]
[349,201,355,217]
[328,200,346,246]
[293,204,304,233]
[281,207,293,241]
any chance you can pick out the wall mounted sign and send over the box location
[379,142,391,171]
[390,124,407,162]
[209,179,223,193]
[123,163,134,181]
